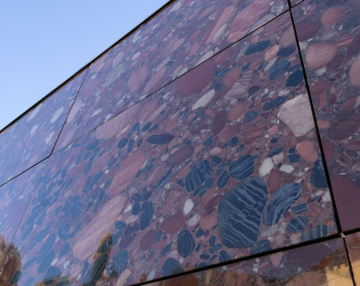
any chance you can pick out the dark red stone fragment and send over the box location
[328,115,360,140]
[287,243,333,270]
[331,175,360,231]
[296,21,319,41]
[161,214,186,234]
[166,145,194,165]
[140,230,156,251]
[212,110,227,134]
[176,59,215,96]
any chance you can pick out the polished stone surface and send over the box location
[0,70,86,187]
[54,0,288,152]
[0,12,338,285]
[148,238,353,286]
[293,0,360,232]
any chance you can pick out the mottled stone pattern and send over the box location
[149,238,353,286]
[345,232,360,284]
[54,0,288,152]
[0,70,86,186]
[293,0,360,231]
[1,12,338,285]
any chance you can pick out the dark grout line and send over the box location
[0,154,50,189]
[135,233,342,286]
[290,0,305,8]
[51,101,142,185]
[344,228,360,236]
[50,67,90,156]
[5,155,50,251]
[342,235,357,286]
[287,1,344,235]
[51,97,141,155]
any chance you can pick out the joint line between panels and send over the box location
[6,155,50,251]
[50,94,142,156]
[342,235,357,286]
[344,228,360,236]
[288,0,306,8]
[288,6,343,234]
[0,154,50,189]
[50,67,90,156]
[135,233,343,286]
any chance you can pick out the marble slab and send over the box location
[53,0,288,152]
[293,0,360,232]
[3,12,336,286]
[0,70,86,187]
[148,238,353,286]
[345,232,360,285]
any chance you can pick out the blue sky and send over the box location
[0,0,169,130]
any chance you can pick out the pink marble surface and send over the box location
[0,70,86,187]
[293,0,360,232]
[53,0,288,153]
[1,12,337,285]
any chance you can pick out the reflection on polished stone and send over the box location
[147,238,353,286]
[0,12,338,285]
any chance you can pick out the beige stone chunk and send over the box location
[277,94,314,137]
[306,43,337,70]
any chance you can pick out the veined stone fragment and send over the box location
[218,177,267,248]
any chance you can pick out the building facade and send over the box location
[0,0,360,285]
